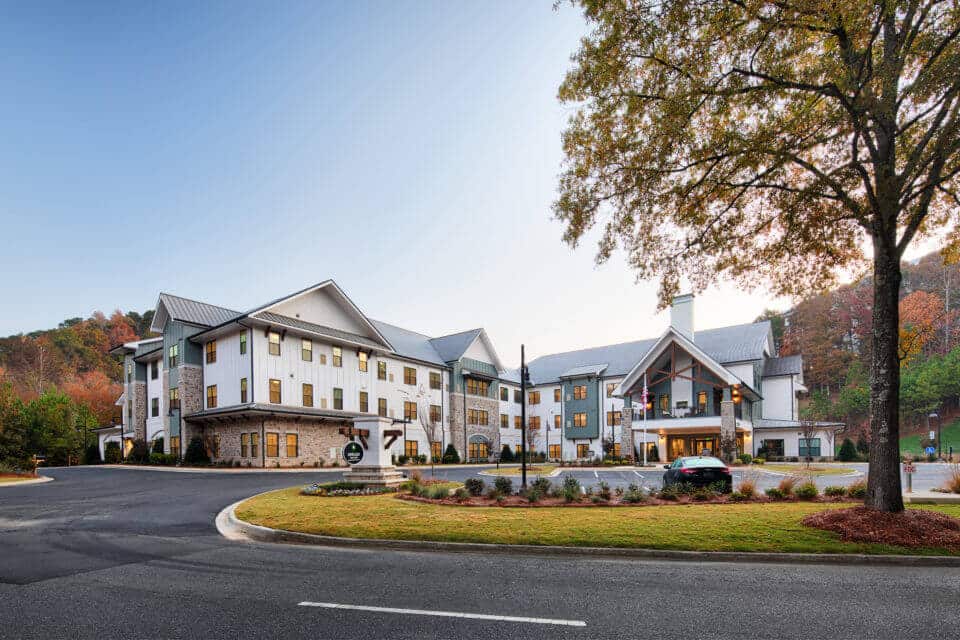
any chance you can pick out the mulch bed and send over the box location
[0,473,34,479]
[803,506,960,550]
[397,493,860,508]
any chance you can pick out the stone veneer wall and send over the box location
[448,394,501,460]
[197,418,352,468]
[179,365,203,447]
[162,370,170,452]
[132,382,147,442]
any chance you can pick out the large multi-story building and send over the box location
[103,280,840,465]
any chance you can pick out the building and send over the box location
[106,280,841,465]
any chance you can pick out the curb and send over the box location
[98,464,347,474]
[0,475,52,488]
[216,500,960,567]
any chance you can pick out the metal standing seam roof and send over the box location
[762,354,803,377]
[428,328,484,363]
[158,293,242,327]
[254,311,386,351]
[369,320,447,366]
[525,321,773,385]
[559,364,609,379]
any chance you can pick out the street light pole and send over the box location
[520,344,528,490]
[461,369,470,463]
[931,412,942,459]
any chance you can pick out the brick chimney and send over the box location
[670,294,695,342]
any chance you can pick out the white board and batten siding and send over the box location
[202,330,252,408]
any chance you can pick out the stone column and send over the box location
[720,399,736,462]
[620,394,633,463]
[132,382,147,442]
[342,416,405,486]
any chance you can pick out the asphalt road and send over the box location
[2,466,960,639]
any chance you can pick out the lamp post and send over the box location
[520,345,529,490]
[930,412,942,459]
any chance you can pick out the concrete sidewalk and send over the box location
[903,491,960,504]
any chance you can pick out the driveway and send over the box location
[2,466,960,639]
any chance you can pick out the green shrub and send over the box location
[525,487,544,503]
[83,444,101,465]
[847,479,867,498]
[104,441,122,464]
[494,476,514,495]
[562,475,581,502]
[795,481,819,500]
[728,491,749,502]
[426,484,450,500]
[622,483,647,503]
[127,439,150,464]
[765,487,787,500]
[752,457,765,464]
[152,438,165,455]
[823,485,847,497]
[442,444,460,464]
[500,445,514,463]
[658,485,681,501]
[464,477,485,496]
[737,453,753,465]
[183,436,210,465]
[837,438,858,462]
[531,476,552,495]
[691,486,714,501]
[397,455,408,466]
[597,481,612,501]
[453,487,470,501]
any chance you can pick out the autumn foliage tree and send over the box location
[898,290,944,362]
[556,1,960,512]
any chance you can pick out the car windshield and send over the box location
[682,456,726,468]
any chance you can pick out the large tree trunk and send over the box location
[866,238,904,512]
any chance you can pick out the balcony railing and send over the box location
[634,403,744,421]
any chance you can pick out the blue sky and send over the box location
[0,0,800,364]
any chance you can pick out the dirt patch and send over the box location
[803,506,960,550]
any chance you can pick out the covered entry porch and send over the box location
[653,426,752,462]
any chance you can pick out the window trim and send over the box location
[302,383,314,408]
[268,331,281,356]
[285,433,299,458]
[205,340,217,364]
[265,432,279,458]
[269,379,281,404]
[206,384,217,409]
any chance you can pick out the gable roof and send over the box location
[428,329,483,363]
[151,293,241,332]
[762,354,803,377]
[255,311,386,351]
[559,364,608,379]
[369,320,446,366]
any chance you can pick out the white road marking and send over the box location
[594,470,599,479]
[298,602,587,627]
[633,471,644,479]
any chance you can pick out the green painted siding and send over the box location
[163,320,207,438]
[450,358,498,399]
[563,377,599,439]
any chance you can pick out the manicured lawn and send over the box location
[236,487,960,556]
[760,464,857,476]
[487,465,557,476]
[900,419,960,456]
[0,475,36,484]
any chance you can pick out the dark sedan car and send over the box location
[662,456,733,492]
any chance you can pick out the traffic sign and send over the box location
[930,430,936,440]
[903,463,916,474]
[925,446,936,455]
[342,441,364,465]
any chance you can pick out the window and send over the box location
[240,333,247,355]
[151,360,158,380]
[404,401,417,421]
[269,379,281,404]
[577,444,590,458]
[151,397,159,417]
[301,339,312,362]
[514,416,522,429]
[549,444,561,459]
[574,385,587,400]
[660,393,670,414]
[573,412,587,427]
[333,387,343,410]
[528,416,541,430]
[205,340,217,364]
[606,410,621,426]
[404,366,416,385]
[240,433,249,457]
[500,414,509,428]
[799,438,821,458]
[514,389,522,403]
[429,371,441,390]
[431,441,442,460]
[359,391,369,413]
[500,387,509,401]
[168,387,180,410]
[268,332,280,356]
[358,351,368,372]
[286,433,299,458]
[206,385,217,409]
[250,432,259,458]
[697,390,708,414]
[554,388,561,402]
[265,432,279,457]
[378,397,387,417]
[430,404,441,423]
[332,346,342,367]
[466,378,489,396]
[554,414,561,429]
[467,409,488,425]
[528,390,540,405]
[170,436,180,458]
[606,383,616,398]
[240,378,248,403]
[400,440,417,459]
[377,361,387,380]
[168,343,179,368]
[302,383,314,407]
